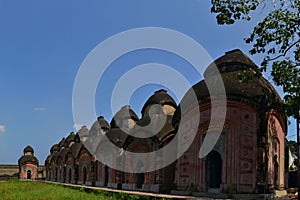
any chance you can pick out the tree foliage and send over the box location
[211,0,300,119]
[288,140,297,153]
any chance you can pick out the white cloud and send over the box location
[34,107,46,111]
[0,125,6,134]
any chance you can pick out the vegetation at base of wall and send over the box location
[0,179,170,200]
[0,174,18,181]
[185,182,197,195]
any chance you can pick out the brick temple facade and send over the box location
[18,145,39,180]
[45,49,288,194]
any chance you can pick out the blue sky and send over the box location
[0,0,296,164]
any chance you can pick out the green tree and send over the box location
[211,0,300,119]
[288,140,297,154]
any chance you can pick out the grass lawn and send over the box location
[0,179,157,200]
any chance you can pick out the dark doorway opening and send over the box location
[63,166,66,183]
[55,168,58,181]
[83,167,87,185]
[207,150,222,189]
[68,168,72,183]
[136,173,145,189]
[27,170,31,179]
[91,161,96,187]
[104,165,109,187]
[274,159,279,189]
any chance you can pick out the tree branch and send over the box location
[268,39,300,61]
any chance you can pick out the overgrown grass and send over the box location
[0,179,108,200]
[0,179,169,200]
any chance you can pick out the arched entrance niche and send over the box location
[136,161,145,189]
[83,167,87,185]
[68,168,72,183]
[136,173,145,189]
[27,170,32,179]
[104,165,109,187]
[207,150,222,192]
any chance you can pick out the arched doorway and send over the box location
[48,171,51,181]
[207,150,222,192]
[27,170,31,179]
[63,166,66,183]
[68,168,72,183]
[57,167,61,182]
[136,161,145,189]
[274,155,279,189]
[83,167,87,185]
[136,173,145,189]
[55,168,58,181]
[104,165,109,187]
[91,161,96,187]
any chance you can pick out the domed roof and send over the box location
[66,132,76,145]
[110,105,139,128]
[74,133,81,143]
[203,49,281,105]
[97,116,110,130]
[77,126,89,138]
[204,49,257,77]
[173,49,282,126]
[58,138,66,149]
[50,144,59,154]
[24,145,34,154]
[19,145,38,165]
[130,115,174,141]
[141,89,177,115]
[89,116,110,136]
[44,154,51,166]
[58,147,69,160]
[106,128,129,148]
[50,151,58,163]
[70,143,83,158]
[18,155,39,165]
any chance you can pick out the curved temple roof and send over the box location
[173,49,282,126]
[141,89,177,115]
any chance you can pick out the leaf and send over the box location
[211,0,300,119]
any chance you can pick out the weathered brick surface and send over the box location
[0,165,19,175]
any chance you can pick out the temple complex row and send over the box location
[43,49,288,194]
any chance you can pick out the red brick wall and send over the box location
[20,163,38,180]
[175,100,259,193]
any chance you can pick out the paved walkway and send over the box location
[43,181,197,199]
[42,181,291,199]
